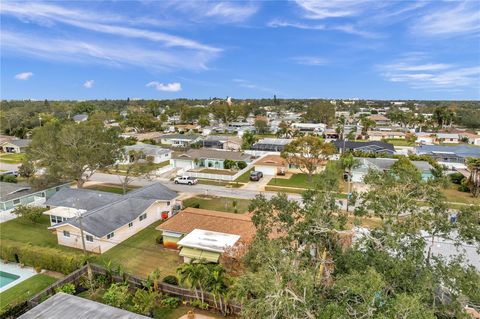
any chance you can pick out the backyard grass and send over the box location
[234,168,253,183]
[84,183,139,194]
[98,220,182,278]
[0,274,57,310]
[182,195,251,214]
[385,139,414,146]
[0,153,25,164]
[441,183,480,205]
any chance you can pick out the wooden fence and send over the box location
[11,263,242,317]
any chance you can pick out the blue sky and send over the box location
[1,0,479,100]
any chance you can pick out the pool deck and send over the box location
[0,261,37,293]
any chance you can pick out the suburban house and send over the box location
[170,149,252,170]
[47,183,179,253]
[415,132,436,145]
[459,132,480,145]
[367,131,406,141]
[72,113,88,123]
[19,292,150,319]
[437,133,460,144]
[174,124,201,133]
[368,114,391,126]
[157,207,256,263]
[254,154,289,176]
[0,182,69,213]
[122,143,172,164]
[351,157,433,183]
[332,140,395,155]
[251,138,292,152]
[415,145,480,170]
[0,139,31,153]
[159,134,202,147]
[201,135,242,151]
[290,122,326,134]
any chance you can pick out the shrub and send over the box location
[192,202,200,209]
[162,275,178,286]
[11,205,47,223]
[155,234,163,245]
[449,172,465,185]
[55,283,76,295]
[0,174,17,183]
[190,299,209,310]
[0,239,88,274]
[102,283,130,309]
[132,288,159,316]
[161,296,180,309]
[237,161,247,169]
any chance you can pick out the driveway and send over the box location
[241,175,274,191]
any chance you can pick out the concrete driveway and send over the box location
[241,174,274,191]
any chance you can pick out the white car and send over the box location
[174,176,198,185]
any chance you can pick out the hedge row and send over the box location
[0,240,88,274]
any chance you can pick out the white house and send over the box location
[290,122,326,134]
[122,143,172,164]
[160,134,202,147]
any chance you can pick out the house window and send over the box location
[63,230,70,237]
[139,213,147,221]
[166,201,170,206]
[13,199,21,205]
[51,215,64,224]
[128,222,133,228]
[107,232,115,239]
[86,235,94,242]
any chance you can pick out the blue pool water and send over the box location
[0,271,20,288]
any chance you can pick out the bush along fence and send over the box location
[2,263,242,318]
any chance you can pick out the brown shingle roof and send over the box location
[254,155,287,167]
[157,207,256,243]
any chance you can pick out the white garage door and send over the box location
[255,165,276,176]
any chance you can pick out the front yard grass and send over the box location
[197,179,242,188]
[198,168,237,175]
[385,139,414,146]
[0,153,25,164]
[268,173,348,192]
[98,220,182,278]
[234,168,253,183]
[182,195,251,214]
[0,274,57,310]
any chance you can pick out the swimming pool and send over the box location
[0,271,20,288]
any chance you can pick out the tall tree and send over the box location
[340,153,360,212]
[241,131,258,150]
[302,100,335,125]
[27,121,123,188]
[281,136,335,181]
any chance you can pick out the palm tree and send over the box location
[177,262,208,303]
[149,268,161,292]
[336,115,346,140]
[466,158,480,198]
[340,153,360,212]
[206,265,230,313]
[360,116,375,137]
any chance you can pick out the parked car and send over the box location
[250,171,263,181]
[174,176,198,185]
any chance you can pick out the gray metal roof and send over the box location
[354,158,432,173]
[51,182,177,237]
[161,133,200,141]
[125,143,172,156]
[19,292,149,319]
[6,139,31,148]
[45,188,122,210]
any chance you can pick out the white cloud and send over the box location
[205,2,259,22]
[146,81,182,92]
[14,72,34,80]
[378,55,480,90]
[291,56,328,66]
[267,19,325,30]
[294,0,372,19]
[83,80,94,88]
[412,1,480,37]
[165,1,259,23]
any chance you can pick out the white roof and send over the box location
[177,228,240,253]
[43,206,86,218]
[437,133,459,138]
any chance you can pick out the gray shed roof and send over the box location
[51,182,177,237]
[19,292,149,319]
[173,148,252,161]
[45,188,122,210]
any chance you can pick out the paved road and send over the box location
[0,162,20,171]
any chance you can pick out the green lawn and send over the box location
[182,195,251,214]
[198,168,237,175]
[84,183,139,194]
[234,168,253,183]
[0,274,57,310]
[0,153,25,164]
[197,179,242,188]
[442,183,480,205]
[98,220,182,278]
[268,173,316,188]
[385,139,414,146]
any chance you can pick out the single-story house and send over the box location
[351,157,433,183]
[201,135,242,151]
[170,148,252,170]
[415,132,436,145]
[254,154,288,176]
[415,145,480,169]
[122,143,172,164]
[48,183,179,253]
[459,132,480,145]
[437,133,460,144]
[332,140,395,155]
[367,131,406,141]
[159,134,202,147]
[0,182,69,213]
[290,122,326,134]
[251,138,292,152]
[226,122,255,134]
[174,124,201,133]
[72,113,88,123]
[18,292,149,319]
[157,207,255,263]
[0,139,31,153]
[368,114,391,126]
